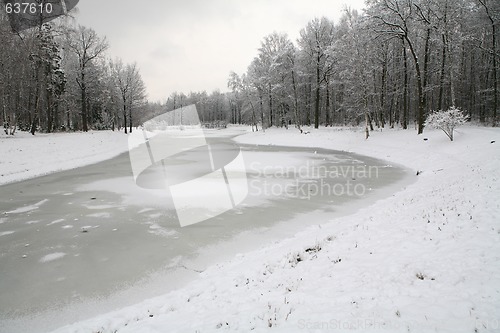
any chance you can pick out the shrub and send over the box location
[425,106,468,141]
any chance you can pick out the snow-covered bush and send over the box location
[425,106,468,141]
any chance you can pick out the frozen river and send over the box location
[0,132,412,332]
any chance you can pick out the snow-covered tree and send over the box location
[297,17,335,129]
[68,25,109,132]
[40,24,66,133]
[425,106,468,141]
[109,59,146,133]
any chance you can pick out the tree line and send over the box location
[0,8,147,134]
[1,0,498,135]
[226,0,498,133]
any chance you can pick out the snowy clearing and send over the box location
[49,125,500,333]
[0,130,129,186]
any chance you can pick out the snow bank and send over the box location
[0,130,129,186]
[50,125,500,333]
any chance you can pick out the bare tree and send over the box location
[247,57,267,131]
[368,0,429,134]
[68,25,108,132]
[298,17,335,129]
[228,71,259,131]
[127,63,146,133]
[110,59,146,133]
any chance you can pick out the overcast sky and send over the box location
[76,0,365,102]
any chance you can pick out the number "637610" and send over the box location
[5,2,53,15]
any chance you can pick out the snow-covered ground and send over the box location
[0,130,129,186]
[43,125,499,333]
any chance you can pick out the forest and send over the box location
[0,0,498,135]
[227,0,499,133]
[0,6,150,135]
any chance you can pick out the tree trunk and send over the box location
[54,101,60,131]
[402,39,408,130]
[129,104,133,133]
[47,92,53,133]
[245,89,258,132]
[438,33,447,110]
[66,107,70,130]
[325,77,331,127]
[492,18,498,126]
[123,97,127,134]
[259,90,265,132]
[391,54,398,128]
[365,112,370,139]
[81,72,88,132]
[405,36,425,134]
[31,66,41,135]
[449,42,456,107]
[423,27,431,114]
[372,69,381,128]
[291,69,302,133]
[380,56,386,128]
[305,78,311,126]
[238,101,242,124]
[314,52,321,129]
[268,83,273,127]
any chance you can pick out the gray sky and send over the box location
[76,0,365,102]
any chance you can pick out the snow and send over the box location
[39,252,66,263]
[145,222,178,238]
[5,199,49,214]
[86,212,111,218]
[47,219,65,226]
[47,125,499,333]
[0,130,129,186]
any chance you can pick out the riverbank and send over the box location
[48,125,499,333]
[0,131,129,186]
